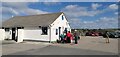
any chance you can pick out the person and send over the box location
[66,31,72,43]
[105,31,110,43]
[60,33,66,43]
[74,30,79,44]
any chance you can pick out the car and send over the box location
[113,32,120,38]
[92,32,99,36]
[99,32,103,36]
[103,32,120,38]
[85,32,99,36]
[85,32,92,36]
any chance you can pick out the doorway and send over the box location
[12,28,17,41]
[58,27,61,40]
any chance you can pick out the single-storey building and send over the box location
[0,12,71,42]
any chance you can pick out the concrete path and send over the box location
[10,45,116,55]
[51,36,118,54]
[2,40,50,55]
[1,36,119,55]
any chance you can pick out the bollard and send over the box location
[106,34,110,43]
[80,34,81,39]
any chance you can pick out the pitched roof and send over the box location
[2,12,63,27]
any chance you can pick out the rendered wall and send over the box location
[50,13,71,41]
[17,29,24,42]
[23,26,50,41]
[0,29,5,40]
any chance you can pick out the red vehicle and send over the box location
[92,32,99,36]
[86,32,99,36]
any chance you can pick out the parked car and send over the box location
[113,32,120,38]
[92,32,99,36]
[85,32,91,36]
[103,32,120,38]
[99,32,104,36]
[85,32,99,36]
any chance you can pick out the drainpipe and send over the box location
[49,25,51,43]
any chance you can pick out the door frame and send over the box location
[12,28,17,41]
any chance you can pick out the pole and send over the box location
[106,33,110,43]
[80,33,81,39]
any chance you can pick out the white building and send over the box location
[0,12,71,42]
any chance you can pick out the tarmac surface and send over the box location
[1,36,119,55]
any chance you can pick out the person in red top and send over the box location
[66,31,72,43]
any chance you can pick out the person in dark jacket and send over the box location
[60,33,66,43]
[74,30,79,44]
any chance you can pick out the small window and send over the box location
[41,27,48,35]
[56,29,58,35]
[5,28,9,31]
[62,15,64,20]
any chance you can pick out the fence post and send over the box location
[106,34,110,43]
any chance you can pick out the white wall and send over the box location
[0,29,5,40]
[5,31,10,39]
[17,29,24,42]
[23,26,50,41]
[6,29,12,40]
[50,13,71,41]
[51,13,71,31]
[50,27,59,41]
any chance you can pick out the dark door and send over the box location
[58,27,61,40]
[12,28,16,41]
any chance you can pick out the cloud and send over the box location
[109,4,118,10]
[69,19,82,29]
[1,0,39,2]
[91,3,102,10]
[62,5,102,17]
[98,17,117,29]
[69,17,118,29]
[22,8,49,15]
[62,4,111,29]
[1,0,119,2]
[90,17,117,29]
[41,0,60,2]
[99,17,118,23]
[114,12,118,15]
[10,8,19,15]
[2,2,50,20]
[43,2,61,5]
[62,3,118,29]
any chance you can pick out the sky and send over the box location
[1,2,119,29]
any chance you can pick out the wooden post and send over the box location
[80,33,81,39]
[106,34,110,43]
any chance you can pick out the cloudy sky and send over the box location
[1,2,119,29]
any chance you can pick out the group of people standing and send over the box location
[59,30,79,44]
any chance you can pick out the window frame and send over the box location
[41,27,48,35]
[56,29,58,35]
[5,28,10,32]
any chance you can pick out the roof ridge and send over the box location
[13,12,63,17]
